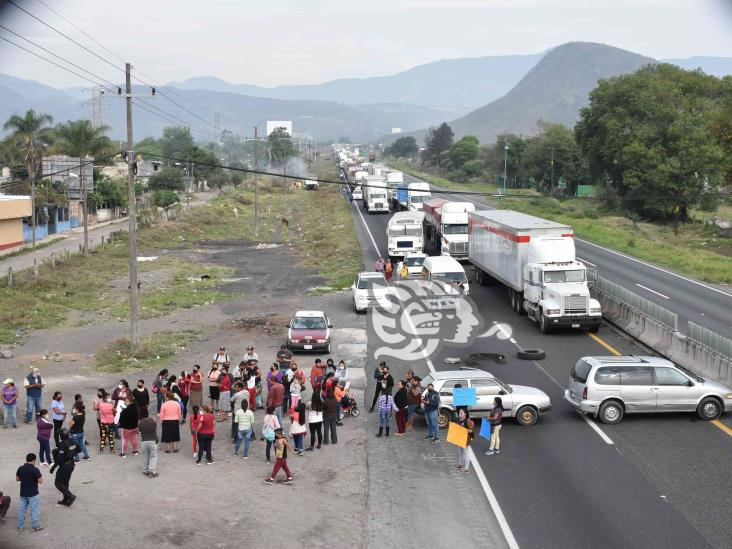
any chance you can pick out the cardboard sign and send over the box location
[452,387,477,407]
[479,419,492,441]
[447,422,469,448]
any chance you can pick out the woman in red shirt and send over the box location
[189,365,203,410]
[196,405,216,465]
[179,371,191,424]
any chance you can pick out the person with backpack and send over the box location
[264,428,293,485]
[262,406,280,464]
[152,370,168,413]
[453,408,475,473]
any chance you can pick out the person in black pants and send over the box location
[51,428,77,506]
[307,392,323,451]
[322,390,338,444]
[369,362,386,412]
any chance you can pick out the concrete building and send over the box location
[42,155,94,199]
[0,194,32,252]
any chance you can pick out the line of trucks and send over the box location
[337,156,602,333]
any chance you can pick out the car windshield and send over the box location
[410,195,429,204]
[404,257,425,267]
[291,317,326,330]
[492,377,513,394]
[433,271,467,283]
[357,278,386,290]
[443,224,468,235]
[673,363,704,383]
[544,270,585,283]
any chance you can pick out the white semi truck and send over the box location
[362,176,389,214]
[469,210,602,333]
[387,211,425,260]
[422,198,475,260]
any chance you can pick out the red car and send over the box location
[287,310,333,353]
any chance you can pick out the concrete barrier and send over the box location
[592,280,732,387]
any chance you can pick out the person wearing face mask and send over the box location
[92,388,106,441]
[50,392,66,447]
[422,383,441,443]
[325,358,336,376]
[111,380,130,440]
[132,380,150,416]
[334,360,349,385]
[207,363,222,413]
[98,393,115,453]
[189,366,203,411]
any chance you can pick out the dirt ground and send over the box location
[0,239,369,549]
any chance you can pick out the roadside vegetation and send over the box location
[384,64,732,284]
[95,330,200,372]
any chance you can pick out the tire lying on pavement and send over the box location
[517,349,546,361]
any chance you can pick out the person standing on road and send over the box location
[159,392,181,454]
[188,366,203,411]
[485,397,504,456]
[406,376,422,430]
[422,383,440,443]
[16,453,43,532]
[309,358,326,394]
[152,369,168,412]
[243,361,258,412]
[217,366,232,422]
[289,401,307,456]
[98,393,115,453]
[306,392,323,451]
[51,428,77,507]
[2,378,18,429]
[384,259,393,282]
[196,405,216,465]
[178,372,190,423]
[234,400,255,459]
[111,380,131,440]
[263,406,280,464]
[23,368,44,424]
[276,345,293,372]
[118,396,140,458]
[322,389,338,445]
[376,387,398,438]
[230,382,248,442]
[243,346,259,367]
[335,360,349,385]
[281,364,292,414]
[138,412,158,478]
[264,428,293,485]
[369,362,385,413]
[189,405,201,457]
[133,380,150,418]
[36,410,53,466]
[453,408,474,473]
[267,363,282,390]
[267,376,285,427]
[50,392,67,446]
[375,257,385,273]
[393,380,408,436]
[69,403,90,462]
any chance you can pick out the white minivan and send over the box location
[421,256,470,295]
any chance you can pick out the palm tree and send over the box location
[54,119,114,254]
[3,109,54,244]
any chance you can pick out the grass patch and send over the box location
[95,330,200,372]
[388,163,731,284]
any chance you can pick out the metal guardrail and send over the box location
[594,277,679,331]
[688,322,732,360]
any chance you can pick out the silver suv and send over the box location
[420,369,551,428]
[564,356,732,424]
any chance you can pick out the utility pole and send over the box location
[30,169,36,246]
[80,158,88,254]
[254,126,259,238]
[282,152,288,207]
[550,147,555,193]
[502,142,509,196]
[125,63,139,351]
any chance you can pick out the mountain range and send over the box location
[1,43,731,144]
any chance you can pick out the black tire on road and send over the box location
[516,405,538,426]
[697,397,722,420]
[517,349,546,361]
[598,400,624,425]
[539,311,550,334]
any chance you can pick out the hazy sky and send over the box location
[0,0,731,89]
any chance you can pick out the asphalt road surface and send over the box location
[347,185,732,549]
[401,171,732,336]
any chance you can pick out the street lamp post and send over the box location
[503,142,509,196]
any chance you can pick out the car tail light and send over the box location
[582,387,588,400]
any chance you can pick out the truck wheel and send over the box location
[539,311,550,334]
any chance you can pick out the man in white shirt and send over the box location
[242,346,259,365]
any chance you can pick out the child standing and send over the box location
[289,377,301,411]
[264,428,293,484]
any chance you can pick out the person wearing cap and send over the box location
[2,378,18,429]
[243,346,259,366]
[23,368,44,424]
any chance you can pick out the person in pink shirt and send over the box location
[159,392,182,453]
[98,394,115,453]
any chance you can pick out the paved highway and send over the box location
[400,172,732,336]
[346,188,732,549]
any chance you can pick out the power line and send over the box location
[132,98,211,137]
[0,24,120,92]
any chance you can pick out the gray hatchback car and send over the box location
[564,356,732,424]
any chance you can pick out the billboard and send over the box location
[391,128,402,134]
[266,120,293,136]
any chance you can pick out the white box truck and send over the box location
[385,171,404,208]
[387,211,425,260]
[423,199,475,260]
[469,210,601,333]
[363,175,389,213]
[397,181,431,211]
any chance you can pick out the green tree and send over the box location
[160,126,194,159]
[424,122,454,168]
[446,135,479,170]
[135,136,162,156]
[152,189,179,208]
[3,109,54,181]
[148,167,185,191]
[55,119,114,161]
[91,174,126,208]
[576,64,727,220]
[267,127,295,166]
[385,136,419,158]
[523,122,587,193]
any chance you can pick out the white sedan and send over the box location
[352,272,391,312]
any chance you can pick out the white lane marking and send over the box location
[577,256,596,267]
[353,204,520,549]
[410,172,732,300]
[578,412,615,445]
[635,283,670,300]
